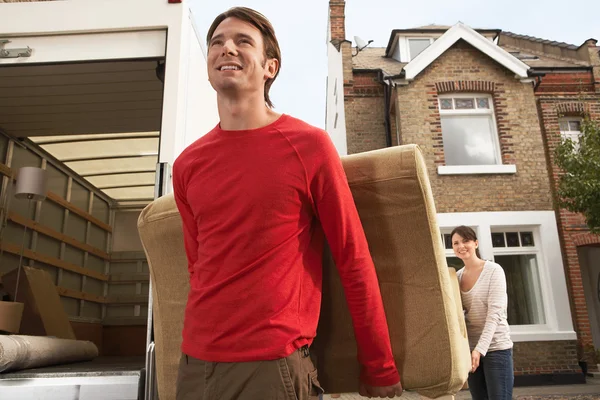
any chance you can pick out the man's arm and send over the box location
[172,161,199,279]
[308,133,400,388]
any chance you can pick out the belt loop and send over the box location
[186,354,189,364]
[301,345,310,358]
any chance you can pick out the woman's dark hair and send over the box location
[450,225,481,259]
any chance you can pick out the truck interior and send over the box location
[0,57,166,391]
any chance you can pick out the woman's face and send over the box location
[452,233,479,261]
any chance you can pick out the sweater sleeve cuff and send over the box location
[360,364,401,387]
[475,345,488,357]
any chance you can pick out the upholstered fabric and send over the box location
[313,145,470,397]
[0,335,98,373]
[138,144,470,399]
[138,196,188,400]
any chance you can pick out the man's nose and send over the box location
[222,40,237,56]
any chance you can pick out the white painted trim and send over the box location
[437,211,575,342]
[403,22,529,80]
[510,330,578,342]
[438,165,517,175]
[0,30,166,64]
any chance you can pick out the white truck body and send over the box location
[0,1,218,398]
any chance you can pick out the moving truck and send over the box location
[0,0,218,398]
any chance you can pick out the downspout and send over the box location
[378,70,393,147]
[528,70,546,91]
[383,71,405,145]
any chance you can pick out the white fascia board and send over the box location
[0,0,185,36]
[403,22,530,81]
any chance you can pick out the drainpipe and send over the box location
[377,70,393,147]
[382,71,405,146]
[528,70,546,91]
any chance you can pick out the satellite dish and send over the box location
[353,36,374,57]
[354,36,368,50]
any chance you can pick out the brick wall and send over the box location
[344,71,388,154]
[513,341,580,376]
[395,40,553,213]
[537,91,600,366]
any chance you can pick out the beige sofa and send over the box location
[138,144,470,400]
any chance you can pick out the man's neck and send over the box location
[217,94,280,131]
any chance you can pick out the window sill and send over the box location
[437,165,517,175]
[510,329,577,342]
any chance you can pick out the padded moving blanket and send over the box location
[138,144,470,400]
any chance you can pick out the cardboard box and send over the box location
[2,266,76,339]
[0,300,24,333]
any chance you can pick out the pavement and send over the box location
[322,376,600,399]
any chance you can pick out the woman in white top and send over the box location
[451,225,514,400]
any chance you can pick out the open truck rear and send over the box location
[0,1,217,399]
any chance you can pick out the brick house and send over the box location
[512,33,600,370]
[327,0,600,385]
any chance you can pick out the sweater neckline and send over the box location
[216,114,288,138]
[459,260,489,294]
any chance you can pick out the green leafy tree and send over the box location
[554,118,600,234]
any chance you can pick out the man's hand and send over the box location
[471,350,481,373]
[359,381,403,398]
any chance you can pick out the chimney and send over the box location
[329,0,346,42]
[584,39,600,92]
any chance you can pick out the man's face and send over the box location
[207,17,278,98]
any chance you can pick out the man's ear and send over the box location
[265,58,279,79]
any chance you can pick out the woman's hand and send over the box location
[471,350,481,372]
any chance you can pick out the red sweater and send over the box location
[172,114,399,386]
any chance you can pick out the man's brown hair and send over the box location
[206,7,281,108]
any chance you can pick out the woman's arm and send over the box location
[475,266,508,356]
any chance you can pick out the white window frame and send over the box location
[407,37,434,61]
[490,228,547,327]
[559,116,582,145]
[437,211,576,342]
[436,93,516,175]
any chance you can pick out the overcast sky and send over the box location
[189,0,597,130]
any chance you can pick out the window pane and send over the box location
[441,115,499,165]
[444,234,452,249]
[562,132,581,147]
[568,120,581,132]
[492,232,506,247]
[520,232,534,247]
[506,232,520,247]
[440,99,453,110]
[455,98,475,109]
[409,39,431,59]
[476,98,490,109]
[495,254,545,325]
[559,120,569,132]
[446,257,463,270]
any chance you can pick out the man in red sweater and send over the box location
[172,6,403,400]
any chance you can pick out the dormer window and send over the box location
[408,38,433,60]
[393,37,436,62]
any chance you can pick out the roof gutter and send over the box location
[527,70,546,91]
[383,71,406,81]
